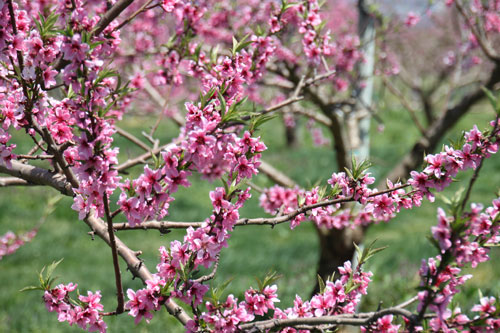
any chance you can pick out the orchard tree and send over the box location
[1,0,500,332]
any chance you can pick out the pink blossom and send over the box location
[405,12,420,27]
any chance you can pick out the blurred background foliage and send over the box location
[1,97,499,332]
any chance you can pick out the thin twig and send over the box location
[382,76,427,136]
[114,0,155,31]
[287,105,332,127]
[103,193,125,314]
[239,307,417,331]
[193,254,220,283]
[116,144,170,172]
[460,116,499,212]
[113,184,410,231]
[26,139,45,156]
[454,0,500,63]
[15,154,54,160]
[0,177,30,187]
[116,126,151,152]
[92,0,136,36]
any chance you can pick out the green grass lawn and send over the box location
[1,102,499,332]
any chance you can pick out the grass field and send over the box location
[0,101,499,332]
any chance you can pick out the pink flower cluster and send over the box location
[117,39,268,226]
[0,229,37,260]
[43,283,107,333]
[468,0,500,33]
[125,276,167,324]
[0,0,129,221]
[0,129,15,168]
[189,285,279,332]
[117,100,265,227]
[274,261,373,333]
[361,314,401,333]
[260,120,500,231]
[125,186,253,324]
[405,12,420,27]
[417,195,500,331]
[409,122,499,198]
[185,259,373,332]
[307,119,330,146]
[260,171,414,230]
[297,0,329,63]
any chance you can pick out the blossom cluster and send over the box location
[189,285,279,331]
[259,120,500,231]
[43,283,107,333]
[184,259,374,332]
[285,261,372,319]
[0,0,128,221]
[117,50,267,226]
[416,195,500,331]
[0,229,37,260]
[3,0,500,331]
[124,185,252,326]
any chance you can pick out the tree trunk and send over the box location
[285,114,299,148]
[314,0,375,291]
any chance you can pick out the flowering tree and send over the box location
[1,0,500,332]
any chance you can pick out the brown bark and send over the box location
[314,227,365,293]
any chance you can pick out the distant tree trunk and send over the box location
[285,114,299,148]
[314,0,375,291]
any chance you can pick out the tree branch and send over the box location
[0,161,74,196]
[92,0,136,36]
[113,184,410,231]
[0,161,191,325]
[0,177,31,187]
[116,126,151,152]
[193,254,220,284]
[114,0,155,31]
[103,193,125,314]
[382,76,427,136]
[84,210,192,325]
[240,307,416,331]
[454,0,500,63]
[258,160,297,188]
[386,64,500,182]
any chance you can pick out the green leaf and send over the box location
[151,152,160,169]
[20,286,44,292]
[281,1,299,12]
[257,271,282,291]
[35,11,60,39]
[355,239,387,267]
[353,242,362,266]
[46,259,63,276]
[482,87,500,115]
[206,277,234,304]
[364,245,388,263]
[232,34,252,56]
[250,113,276,132]
[94,68,119,87]
[210,45,220,65]
[317,274,326,294]
[344,279,360,294]
[38,268,46,287]
[218,91,227,118]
